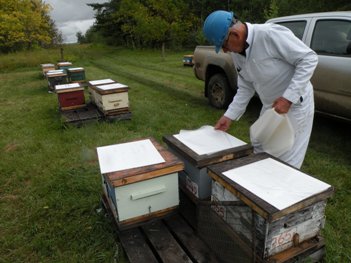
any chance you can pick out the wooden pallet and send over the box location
[60,103,103,126]
[102,186,325,263]
[60,103,131,126]
[179,187,326,263]
[104,111,132,121]
[118,214,221,263]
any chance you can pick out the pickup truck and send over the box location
[193,11,351,121]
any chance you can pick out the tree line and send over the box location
[1,0,350,53]
[79,0,350,50]
[0,0,61,53]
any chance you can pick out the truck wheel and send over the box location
[208,73,234,109]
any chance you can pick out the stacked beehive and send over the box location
[54,83,85,111]
[162,126,252,231]
[207,153,333,261]
[87,79,115,105]
[57,61,72,73]
[162,125,333,262]
[40,63,56,77]
[46,69,68,92]
[88,79,131,120]
[67,67,86,83]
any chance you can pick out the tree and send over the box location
[264,0,279,20]
[76,31,86,44]
[0,0,60,53]
[88,0,351,50]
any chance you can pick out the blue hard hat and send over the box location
[203,10,235,53]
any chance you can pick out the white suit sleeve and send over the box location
[266,25,318,104]
[224,74,256,120]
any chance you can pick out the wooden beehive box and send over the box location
[163,126,253,200]
[87,79,116,105]
[183,54,194,66]
[46,70,67,91]
[97,138,184,229]
[67,67,85,83]
[55,83,85,111]
[93,82,129,114]
[207,153,334,260]
[41,63,55,76]
[57,61,72,73]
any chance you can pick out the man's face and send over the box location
[222,28,244,53]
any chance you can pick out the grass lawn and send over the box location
[0,44,350,262]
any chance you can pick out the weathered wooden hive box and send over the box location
[183,54,194,66]
[67,67,86,83]
[46,69,67,91]
[87,79,115,105]
[207,153,334,260]
[97,138,184,229]
[41,63,55,76]
[55,83,85,111]
[93,82,130,114]
[57,61,72,73]
[163,126,252,200]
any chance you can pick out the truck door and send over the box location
[309,18,351,120]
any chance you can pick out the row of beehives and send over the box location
[41,63,131,118]
[97,129,333,261]
[41,62,85,92]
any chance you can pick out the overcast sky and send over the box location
[44,0,108,43]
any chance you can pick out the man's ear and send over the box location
[231,30,240,40]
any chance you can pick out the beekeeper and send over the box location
[203,10,318,169]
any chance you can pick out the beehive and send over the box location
[87,79,116,105]
[183,55,194,66]
[41,63,55,76]
[55,83,85,111]
[67,67,85,83]
[97,138,184,229]
[207,153,333,260]
[163,125,252,200]
[57,61,72,73]
[46,70,67,91]
[93,83,129,114]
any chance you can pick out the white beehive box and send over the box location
[97,138,184,229]
[41,63,55,76]
[88,79,116,105]
[163,125,252,200]
[93,83,129,113]
[207,153,334,260]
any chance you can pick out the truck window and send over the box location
[276,21,306,40]
[311,19,351,56]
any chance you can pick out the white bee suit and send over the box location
[224,23,318,168]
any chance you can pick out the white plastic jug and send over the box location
[250,108,295,157]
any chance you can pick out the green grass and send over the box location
[0,44,350,262]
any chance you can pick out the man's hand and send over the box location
[273,97,292,114]
[214,116,232,131]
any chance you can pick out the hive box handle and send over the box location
[130,185,167,200]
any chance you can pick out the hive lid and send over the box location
[207,153,334,221]
[67,67,84,71]
[46,69,64,75]
[174,125,246,155]
[55,83,81,92]
[97,138,165,174]
[97,138,184,186]
[88,79,115,86]
[41,63,55,67]
[57,62,72,66]
[96,83,128,91]
[163,125,252,168]
[223,157,331,210]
